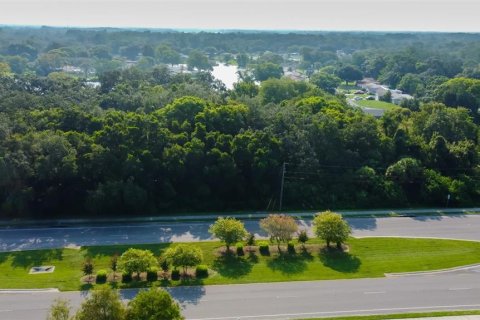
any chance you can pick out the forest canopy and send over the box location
[1,27,480,218]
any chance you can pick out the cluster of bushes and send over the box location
[209,211,351,256]
[82,244,208,284]
[80,212,352,285]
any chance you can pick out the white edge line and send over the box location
[187,304,480,320]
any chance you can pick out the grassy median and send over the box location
[0,237,479,291]
[298,310,480,320]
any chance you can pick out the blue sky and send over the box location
[0,0,479,32]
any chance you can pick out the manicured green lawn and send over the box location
[357,99,397,110]
[298,310,480,320]
[0,237,479,291]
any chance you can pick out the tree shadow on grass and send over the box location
[318,248,361,273]
[212,253,254,278]
[82,243,171,258]
[10,249,63,268]
[266,252,309,275]
[247,252,259,264]
[0,252,9,265]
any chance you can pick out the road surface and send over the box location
[1,265,480,320]
[1,214,480,252]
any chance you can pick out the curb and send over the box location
[0,288,59,293]
[385,263,480,277]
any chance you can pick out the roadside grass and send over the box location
[298,310,480,320]
[0,237,480,291]
[357,99,397,110]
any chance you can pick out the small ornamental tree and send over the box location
[246,232,256,251]
[75,286,126,320]
[297,230,309,248]
[111,253,119,280]
[313,211,351,249]
[47,299,71,320]
[126,287,184,320]
[260,214,298,251]
[163,244,203,275]
[118,248,157,279]
[209,217,248,253]
[82,258,94,282]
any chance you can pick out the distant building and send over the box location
[357,78,413,104]
[283,69,306,81]
[61,65,83,74]
[391,90,414,105]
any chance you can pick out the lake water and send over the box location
[212,63,239,89]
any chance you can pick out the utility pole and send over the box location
[279,162,286,212]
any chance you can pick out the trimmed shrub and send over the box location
[160,259,169,272]
[246,233,256,246]
[236,243,244,256]
[287,241,295,254]
[122,271,132,283]
[96,269,107,283]
[297,229,309,247]
[258,241,270,255]
[195,265,209,278]
[171,269,180,281]
[146,267,159,282]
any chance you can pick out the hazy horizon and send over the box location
[1,0,479,33]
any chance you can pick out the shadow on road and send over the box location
[166,285,206,306]
[347,218,377,230]
[411,212,466,221]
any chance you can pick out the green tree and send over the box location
[126,287,184,320]
[380,90,392,103]
[260,78,313,104]
[312,211,351,248]
[232,80,259,98]
[253,62,283,81]
[309,72,341,94]
[118,249,157,279]
[386,157,425,203]
[163,244,203,274]
[47,299,71,320]
[435,77,480,122]
[297,230,309,248]
[75,286,126,320]
[209,217,248,252]
[187,50,212,71]
[0,62,12,76]
[260,214,298,251]
[111,253,119,280]
[336,65,363,85]
[236,53,249,68]
[397,73,424,95]
[82,258,94,282]
[156,44,181,65]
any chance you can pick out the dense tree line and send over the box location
[0,64,479,219]
[1,28,480,218]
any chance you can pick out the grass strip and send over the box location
[0,237,479,291]
[298,310,480,320]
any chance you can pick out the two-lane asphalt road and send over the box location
[1,214,480,252]
[2,265,480,320]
